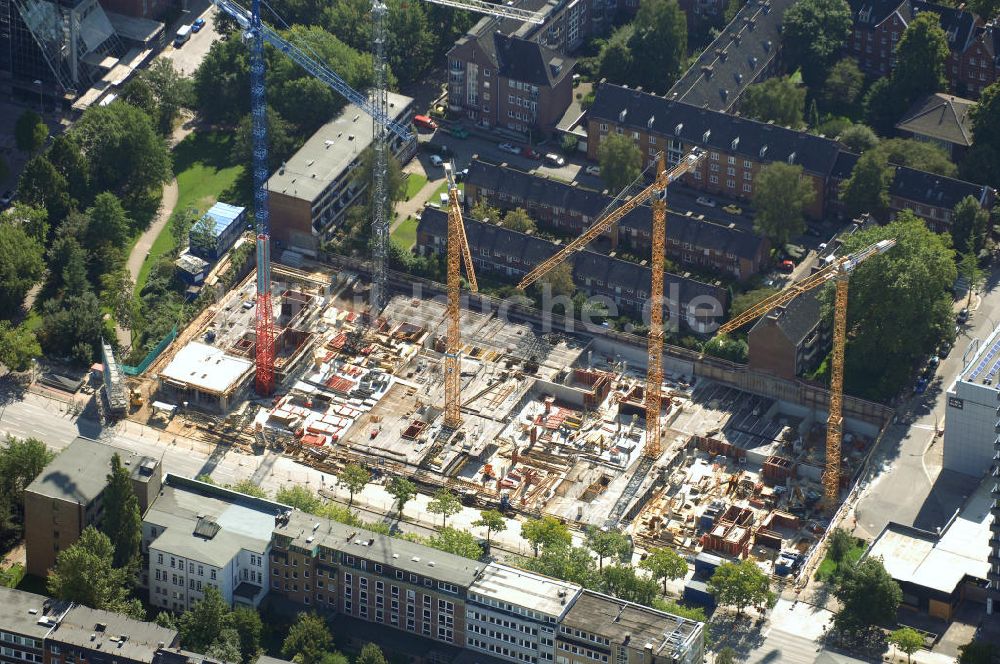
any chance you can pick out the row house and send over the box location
[463,158,769,279]
[587,83,995,227]
[747,291,829,380]
[588,82,840,218]
[416,207,729,331]
[847,0,998,98]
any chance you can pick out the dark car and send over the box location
[192,17,206,31]
[957,308,969,324]
[915,376,929,394]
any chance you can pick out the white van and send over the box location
[174,25,191,47]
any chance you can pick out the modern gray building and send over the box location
[943,327,1000,477]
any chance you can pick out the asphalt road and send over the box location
[851,264,1000,540]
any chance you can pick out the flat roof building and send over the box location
[189,202,247,262]
[943,326,1000,477]
[46,605,178,664]
[157,341,255,412]
[24,437,162,576]
[266,91,415,256]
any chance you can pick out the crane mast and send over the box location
[443,163,478,429]
[370,0,390,313]
[715,238,895,506]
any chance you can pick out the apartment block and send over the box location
[0,588,65,664]
[463,159,769,280]
[268,510,480,647]
[143,476,282,611]
[24,437,162,577]
[556,590,704,664]
[44,606,178,664]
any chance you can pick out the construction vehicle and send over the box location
[128,388,143,411]
[517,150,706,458]
[715,238,896,507]
[443,162,479,429]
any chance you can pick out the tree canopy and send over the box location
[596,0,687,94]
[639,547,688,594]
[585,528,631,570]
[833,557,902,633]
[15,110,48,154]
[521,516,573,556]
[598,134,642,193]
[473,509,507,549]
[707,560,775,614]
[387,476,417,517]
[740,77,807,128]
[821,59,865,118]
[282,613,335,664]
[962,81,1000,186]
[781,0,852,88]
[838,124,879,153]
[889,627,924,663]
[0,322,41,374]
[427,489,462,527]
[839,151,893,219]
[100,453,142,570]
[338,463,370,507]
[427,527,484,560]
[951,196,990,255]
[0,436,53,548]
[47,526,144,618]
[752,162,816,244]
[892,13,949,107]
[0,222,44,314]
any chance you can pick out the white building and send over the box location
[143,475,287,611]
[943,327,1000,476]
[466,563,581,664]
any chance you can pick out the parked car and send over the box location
[957,308,969,324]
[498,143,520,155]
[937,342,952,359]
[414,114,438,131]
[544,153,565,167]
[429,154,444,167]
[585,165,601,177]
[722,204,742,215]
[914,376,929,394]
[523,148,542,160]
[191,17,206,32]
[779,260,795,272]
[928,355,940,370]
[447,124,469,139]
[696,196,716,207]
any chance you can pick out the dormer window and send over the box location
[702,129,711,143]
[674,123,683,136]
[759,145,767,158]
[731,137,740,150]
[647,116,655,129]
[787,152,796,164]
[619,109,628,122]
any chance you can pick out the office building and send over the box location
[944,326,1000,477]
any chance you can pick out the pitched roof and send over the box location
[895,93,975,147]
[495,33,574,87]
[889,166,990,209]
[667,0,794,112]
[912,1,976,53]
[620,206,766,261]
[417,207,728,307]
[465,158,608,218]
[589,83,843,177]
[847,0,908,26]
[749,289,822,345]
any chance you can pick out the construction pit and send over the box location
[131,263,884,584]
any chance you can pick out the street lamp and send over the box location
[33,80,43,114]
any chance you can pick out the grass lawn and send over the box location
[134,131,243,297]
[431,180,463,200]
[815,537,867,581]
[404,172,428,200]
[392,216,418,250]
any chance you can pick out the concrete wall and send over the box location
[943,379,997,477]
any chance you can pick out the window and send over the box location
[409,574,417,583]
[374,564,383,574]
[727,156,735,165]
[726,166,735,176]
[727,179,735,188]
[710,152,718,161]
[743,183,752,193]
[616,127,623,135]
[197,565,203,576]
[693,170,702,180]
[743,171,752,181]
[599,123,608,132]
[210,570,217,580]
[631,131,639,140]
[396,570,404,580]
[709,175,719,184]
[344,555,354,566]
[743,160,751,168]
[157,553,163,564]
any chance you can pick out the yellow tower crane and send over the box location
[517,149,706,458]
[715,238,896,505]
[443,162,479,429]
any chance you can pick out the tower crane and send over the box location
[442,162,478,429]
[368,0,544,313]
[714,238,896,506]
[516,149,706,458]
[211,0,541,395]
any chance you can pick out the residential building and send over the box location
[463,158,770,280]
[747,291,827,381]
[0,588,67,664]
[44,605,178,664]
[846,0,997,98]
[189,203,247,262]
[667,0,793,112]
[24,437,162,577]
[587,83,995,226]
[556,590,704,664]
[895,93,975,160]
[268,509,481,647]
[466,564,580,663]
[416,207,728,331]
[266,91,415,256]
[143,475,284,611]
[943,326,1000,477]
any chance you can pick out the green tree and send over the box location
[427,527,483,559]
[597,33,634,84]
[356,643,388,664]
[427,489,462,527]
[715,647,737,664]
[15,110,48,153]
[827,212,956,400]
[70,102,170,204]
[18,156,71,225]
[502,208,536,233]
[99,269,135,331]
[47,526,143,618]
[651,598,706,622]
[707,560,775,615]
[232,106,299,173]
[522,545,598,588]
[951,195,990,254]
[640,547,688,594]
[473,509,508,550]
[319,653,350,664]
[6,202,49,244]
[833,557,902,633]
[753,162,816,244]
[339,463,370,508]
[228,479,268,498]
[470,199,502,223]
[0,223,44,314]
[958,640,997,664]
[521,516,572,556]
[537,261,576,299]
[864,77,906,136]
[0,436,53,539]
[0,322,41,374]
[781,0,852,88]
[86,192,132,252]
[730,287,779,319]
[827,528,854,564]
[959,252,985,307]
[585,528,631,570]
[821,59,865,118]
[703,334,749,363]
[889,627,924,663]
[282,613,334,664]
[100,453,142,569]
[741,76,807,128]
[838,124,879,153]
[38,292,105,364]
[892,13,949,107]
[839,151,893,218]
[140,59,194,134]
[387,476,417,517]
[963,81,1000,186]
[873,138,956,177]
[626,0,687,93]
[599,564,658,605]
[206,629,242,664]
[178,586,233,652]
[597,133,642,193]
[276,485,322,514]
[46,135,90,204]
[966,0,999,18]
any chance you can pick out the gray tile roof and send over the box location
[847,0,907,26]
[749,289,822,346]
[667,0,793,112]
[912,1,976,53]
[895,93,974,147]
[889,166,992,209]
[589,83,843,177]
[494,34,575,88]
